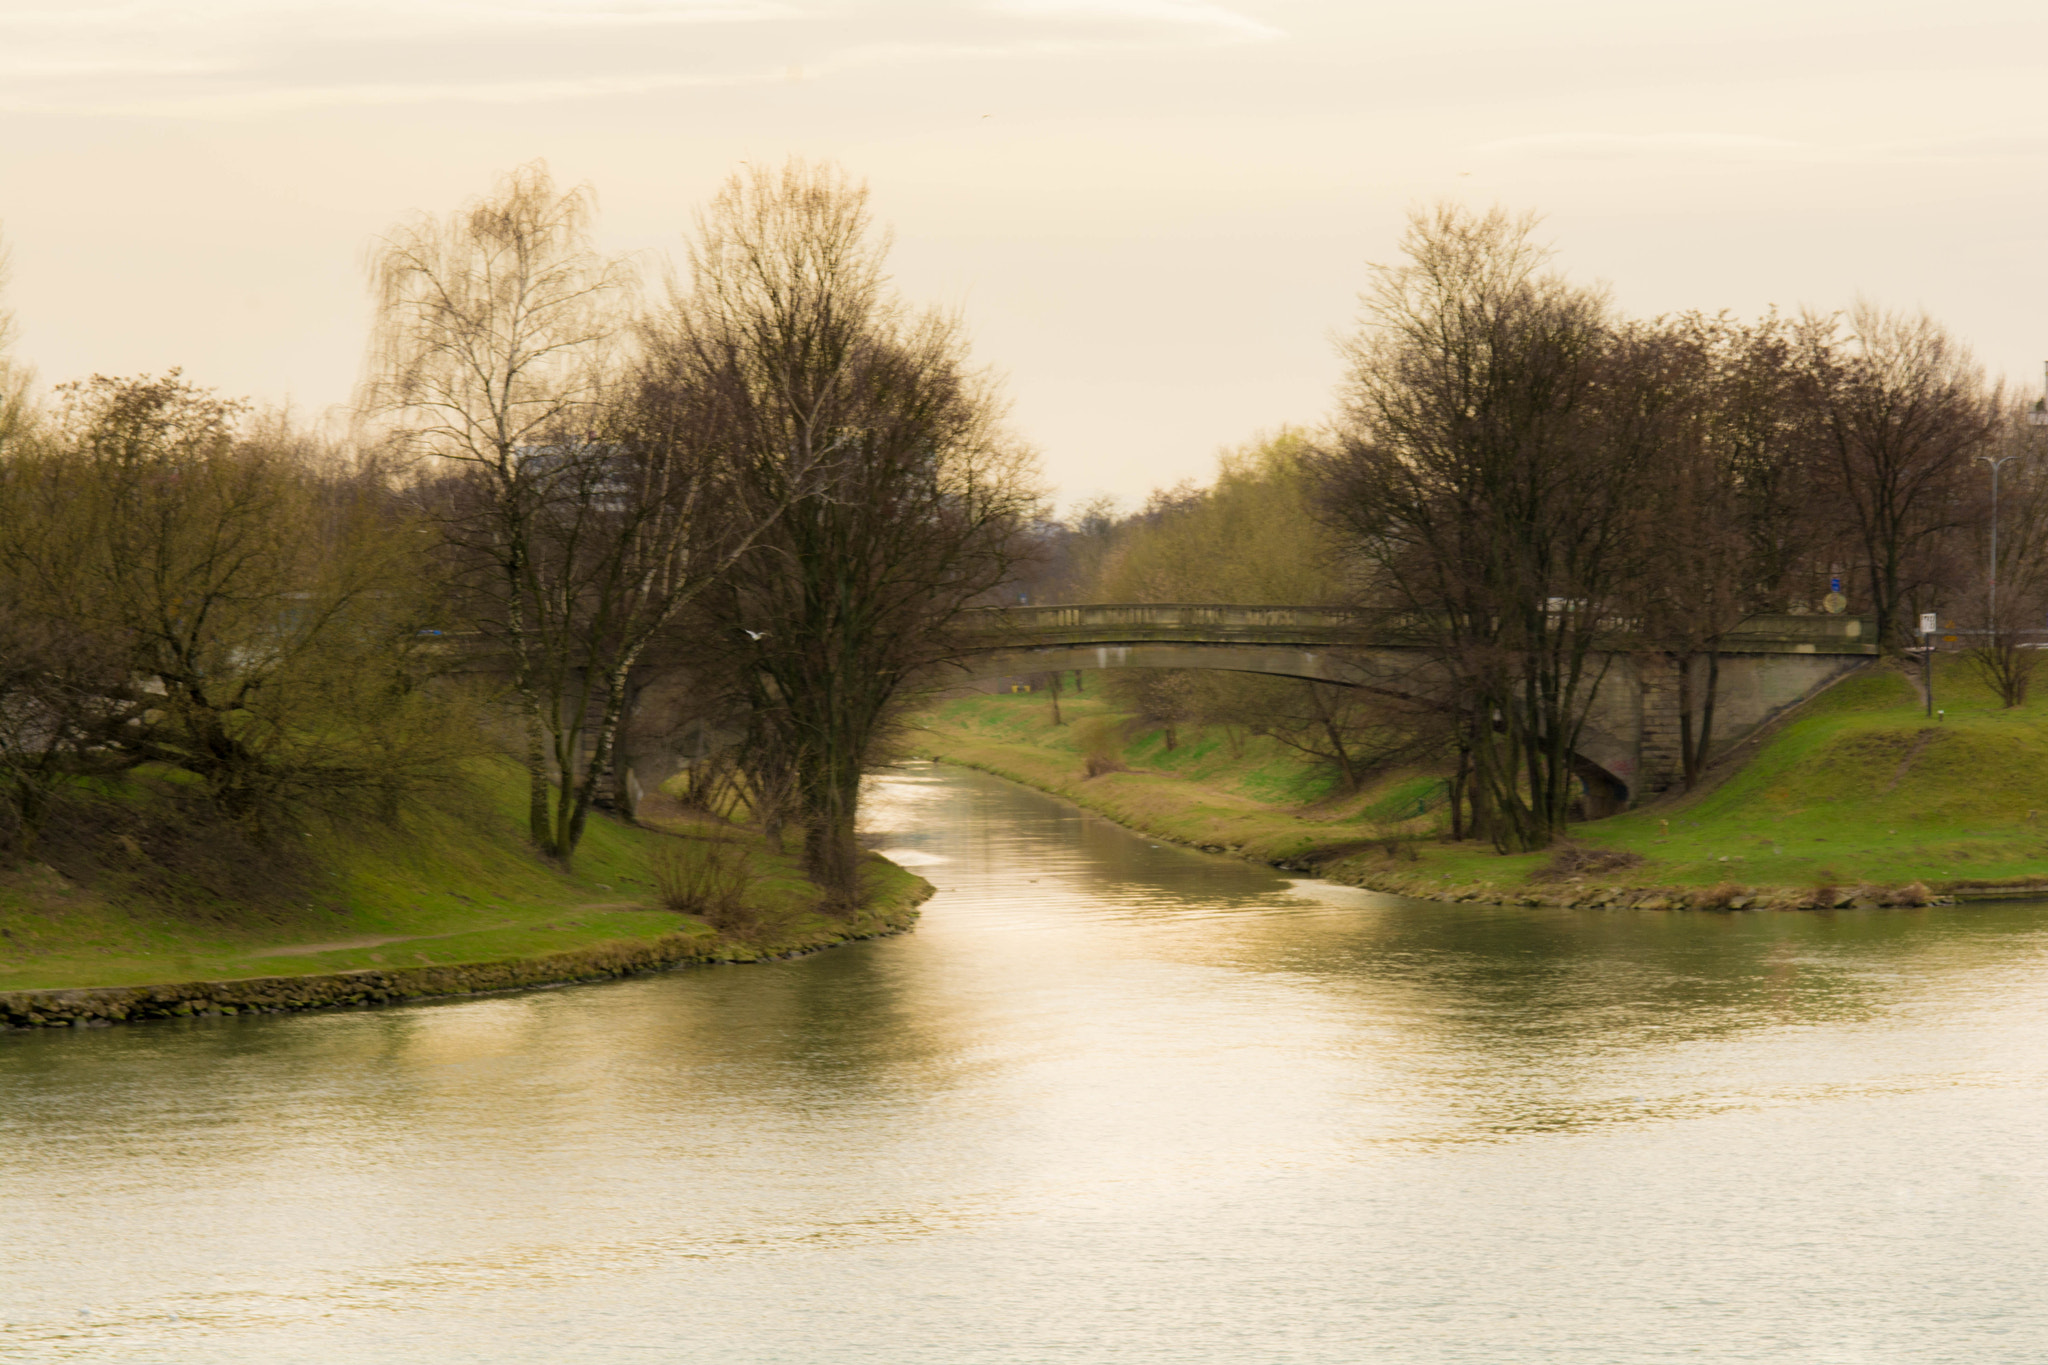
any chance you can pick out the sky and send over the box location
[2,0,2045,512]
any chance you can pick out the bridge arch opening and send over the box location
[945,641,1635,817]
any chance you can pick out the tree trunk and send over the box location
[1448,744,1470,842]
[801,748,865,909]
[1314,686,1358,793]
[1692,649,1720,788]
[503,548,553,853]
[562,651,644,863]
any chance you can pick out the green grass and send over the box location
[1549,657,2048,891]
[0,760,924,993]
[913,659,2048,898]
[908,689,1435,864]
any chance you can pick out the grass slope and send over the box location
[909,690,1439,864]
[914,660,2048,901]
[0,761,925,994]
[1536,658,2048,893]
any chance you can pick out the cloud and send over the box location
[1477,129,2048,165]
[1478,132,1818,162]
[0,0,1283,117]
[0,0,791,90]
[0,69,782,119]
[1881,132,2048,160]
[983,0,1280,40]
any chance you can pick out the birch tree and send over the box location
[365,163,635,858]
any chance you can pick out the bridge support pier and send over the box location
[1635,655,1685,802]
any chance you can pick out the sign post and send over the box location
[1822,576,1847,615]
[1920,612,1939,718]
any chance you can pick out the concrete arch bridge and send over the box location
[948,604,1877,811]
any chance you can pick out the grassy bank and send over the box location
[908,690,1447,864]
[912,660,2048,907]
[0,760,927,1004]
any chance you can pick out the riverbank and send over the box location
[911,658,2048,909]
[0,761,929,1027]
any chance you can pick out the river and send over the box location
[6,762,2048,1362]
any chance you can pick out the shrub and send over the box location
[651,836,763,934]
[1082,752,1127,779]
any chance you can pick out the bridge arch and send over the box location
[948,640,1635,816]
[945,603,1876,811]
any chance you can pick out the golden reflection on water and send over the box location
[7,763,2048,1362]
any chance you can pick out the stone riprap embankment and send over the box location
[1,892,927,1031]
[1315,865,1996,911]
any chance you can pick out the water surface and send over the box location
[6,763,2048,1362]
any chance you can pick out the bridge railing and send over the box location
[959,604,1877,655]
[1714,613,1873,653]
[965,604,1368,633]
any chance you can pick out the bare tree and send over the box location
[1961,398,2048,705]
[650,160,1041,900]
[365,163,647,859]
[1627,313,1821,788]
[1240,681,1448,796]
[1101,668,1200,751]
[0,226,30,454]
[1320,205,1664,852]
[1040,668,1066,726]
[1795,303,1997,650]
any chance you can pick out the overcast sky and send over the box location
[2,0,2045,510]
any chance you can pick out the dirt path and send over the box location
[251,925,515,958]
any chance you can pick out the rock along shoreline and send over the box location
[1311,866,1987,912]
[0,884,930,1032]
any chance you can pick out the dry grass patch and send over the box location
[1531,844,1645,882]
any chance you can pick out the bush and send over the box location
[1083,752,1128,778]
[1376,837,1421,862]
[650,836,763,934]
[1073,714,1129,779]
